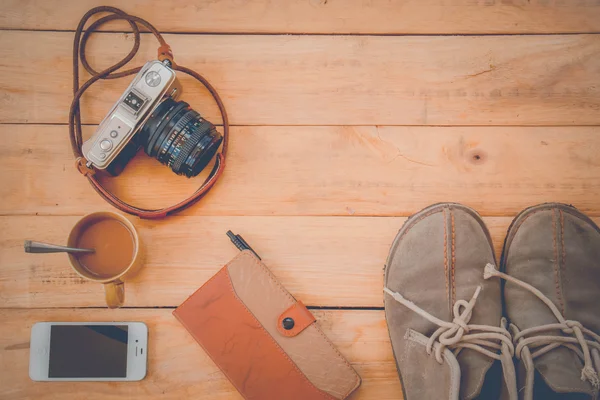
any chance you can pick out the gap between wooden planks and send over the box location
[0,0,599,34]
[1,124,599,218]
[3,215,599,308]
[0,308,402,400]
[1,32,599,125]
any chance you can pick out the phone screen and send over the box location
[48,325,128,378]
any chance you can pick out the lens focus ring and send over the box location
[141,98,223,177]
[171,120,211,173]
[156,110,196,164]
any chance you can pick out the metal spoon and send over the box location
[24,240,95,255]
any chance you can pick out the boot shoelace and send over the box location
[384,284,518,399]
[484,263,600,396]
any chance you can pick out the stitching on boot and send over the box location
[443,208,449,305]
[405,211,441,233]
[505,206,560,262]
[466,360,494,399]
[552,209,565,314]
[403,330,418,368]
[559,209,566,315]
[505,204,590,267]
[390,208,445,291]
[395,209,444,248]
[406,330,461,399]
[451,211,456,304]
[536,365,589,394]
[505,207,594,395]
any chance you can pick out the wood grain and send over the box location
[1,32,600,125]
[2,124,600,218]
[0,308,403,400]
[1,2,599,399]
[1,0,599,34]
[3,215,599,308]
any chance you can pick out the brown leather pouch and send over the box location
[173,250,361,400]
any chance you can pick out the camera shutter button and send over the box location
[145,71,161,87]
[99,139,113,151]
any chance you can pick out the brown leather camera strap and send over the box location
[69,6,229,219]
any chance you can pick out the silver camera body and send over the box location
[82,60,182,171]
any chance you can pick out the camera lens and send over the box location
[140,98,223,177]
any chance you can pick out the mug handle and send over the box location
[104,280,125,308]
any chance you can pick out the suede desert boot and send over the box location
[384,203,517,400]
[487,203,600,400]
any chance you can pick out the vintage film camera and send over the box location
[82,60,223,178]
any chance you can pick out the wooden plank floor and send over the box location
[1,1,599,399]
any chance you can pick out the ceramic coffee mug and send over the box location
[67,211,142,308]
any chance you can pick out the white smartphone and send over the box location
[29,322,148,381]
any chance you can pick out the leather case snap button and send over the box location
[277,301,316,337]
[282,317,295,330]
